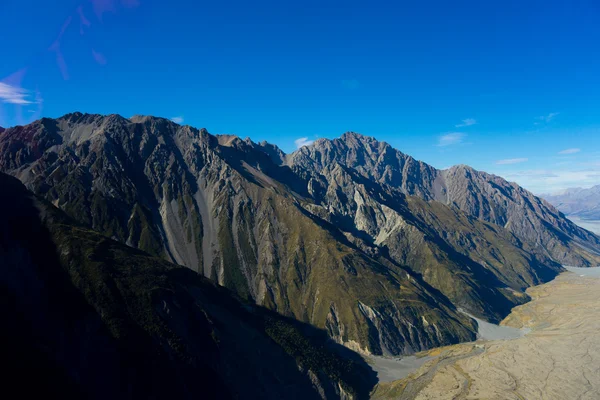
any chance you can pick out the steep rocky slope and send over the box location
[288,132,600,267]
[284,156,561,322]
[0,172,379,399]
[542,185,600,220]
[3,114,591,354]
[0,113,478,356]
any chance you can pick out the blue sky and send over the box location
[1,0,599,193]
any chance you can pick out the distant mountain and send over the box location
[542,185,600,220]
[1,113,597,356]
[0,172,377,399]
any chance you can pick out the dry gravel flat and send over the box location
[373,270,600,399]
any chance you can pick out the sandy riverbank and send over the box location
[372,268,600,399]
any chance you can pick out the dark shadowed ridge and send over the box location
[0,172,377,399]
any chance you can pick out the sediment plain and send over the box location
[373,267,600,399]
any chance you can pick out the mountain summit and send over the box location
[1,113,598,357]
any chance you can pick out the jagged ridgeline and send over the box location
[2,113,599,356]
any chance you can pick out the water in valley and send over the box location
[565,265,600,277]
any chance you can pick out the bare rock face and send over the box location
[288,132,600,268]
[285,152,562,323]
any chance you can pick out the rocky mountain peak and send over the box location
[257,140,287,165]
[340,131,384,146]
[216,134,242,147]
[58,112,126,126]
[447,163,474,171]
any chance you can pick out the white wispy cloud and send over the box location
[0,82,37,105]
[170,116,184,124]
[341,79,360,90]
[558,148,580,155]
[294,137,314,148]
[555,161,572,166]
[437,132,466,147]
[455,118,477,127]
[92,49,107,65]
[536,112,559,123]
[496,158,529,165]
[504,170,557,179]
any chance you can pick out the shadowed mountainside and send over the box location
[0,172,378,399]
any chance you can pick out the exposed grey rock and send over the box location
[288,132,600,267]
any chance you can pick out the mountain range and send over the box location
[1,113,599,363]
[542,185,600,220]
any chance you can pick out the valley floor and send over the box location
[371,267,600,399]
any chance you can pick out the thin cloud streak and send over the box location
[558,148,580,155]
[170,116,184,124]
[437,132,466,147]
[92,49,107,65]
[294,137,314,148]
[496,158,528,165]
[455,118,476,127]
[536,112,559,123]
[0,82,37,105]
